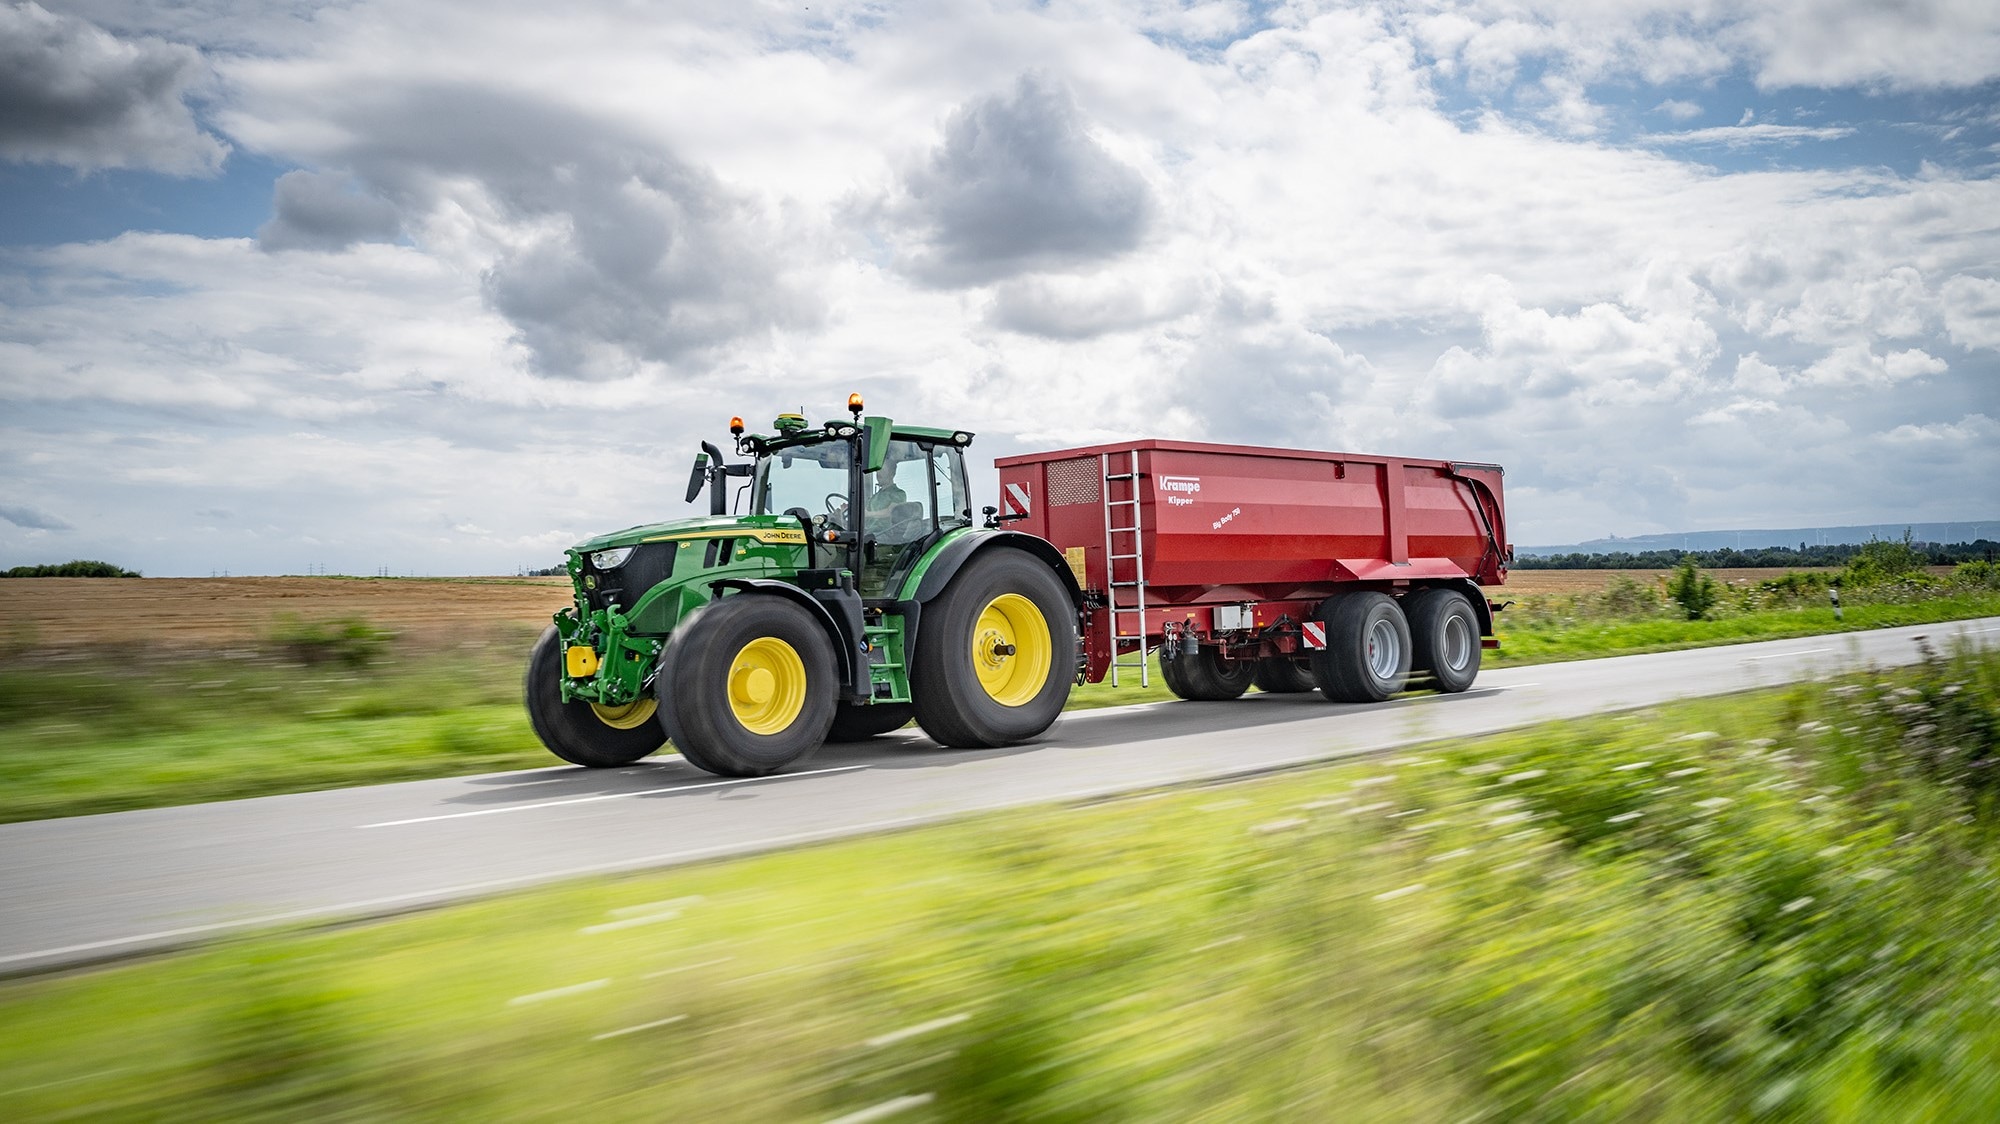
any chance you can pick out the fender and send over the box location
[897,530,1083,675]
[706,578,860,695]
[1436,577,1494,637]
[907,529,1082,606]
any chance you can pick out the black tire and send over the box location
[1162,646,1255,700]
[1309,593,1412,703]
[826,701,914,741]
[1405,587,1482,693]
[1251,656,1315,694]
[657,595,838,777]
[911,549,1076,748]
[524,626,666,767]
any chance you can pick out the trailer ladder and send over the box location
[1101,448,1149,687]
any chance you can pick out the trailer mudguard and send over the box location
[707,578,861,699]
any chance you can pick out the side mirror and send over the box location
[685,452,709,504]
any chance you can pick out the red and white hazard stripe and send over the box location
[1302,621,1327,649]
[1002,481,1032,517]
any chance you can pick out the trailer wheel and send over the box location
[1252,657,1316,694]
[911,549,1075,748]
[657,595,838,776]
[1405,587,1481,693]
[1310,593,1412,703]
[1162,647,1256,700]
[524,626,666,767]
[826,701,914,741]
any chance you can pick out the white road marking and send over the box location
[592,1014,685,1040]
[1969,627,2000,634]
[508,978,610,1006]
[1742,648,1833,661]
[608,895,703,918]
[826,1093,935,1124]
[864,1013,969,1048]
[580,909,680,934]
[358,765,871,828]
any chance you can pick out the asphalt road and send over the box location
[3,618,1995,974]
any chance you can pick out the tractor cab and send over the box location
[697,398,974,599]
[751,430,973,597]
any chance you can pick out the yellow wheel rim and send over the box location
[590,697,658,730]
[972,593,1052,707]
[727,636,808,735]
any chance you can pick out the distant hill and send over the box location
[1518,521,2000,557]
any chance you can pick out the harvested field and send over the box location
[0,568,1966,650]
[0,577,572,649]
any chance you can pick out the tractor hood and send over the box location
[569,513,808,555]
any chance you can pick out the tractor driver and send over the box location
[866,461,907,515]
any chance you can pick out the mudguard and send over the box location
[706,578,860,696]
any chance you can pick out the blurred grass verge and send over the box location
[2,640,1998,1119]
[1,581,1996,823]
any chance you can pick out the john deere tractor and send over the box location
[526,395,1081,776]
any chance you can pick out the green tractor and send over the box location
[526,395,1081,776]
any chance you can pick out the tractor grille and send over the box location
[1046,458,1100,506]
[583,542,675,614]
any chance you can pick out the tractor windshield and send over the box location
[754,440,853,525]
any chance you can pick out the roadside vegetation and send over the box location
[1,560,140,578]
[1491,540,2000,666]
[4,641,1998,1120]
[2,548,1997,822]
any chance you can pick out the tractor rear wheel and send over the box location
[1405,587,1481,693]
[1162,647,1256,700]
[525,626,666,767]
[1309,593,1412,703]
[658,595,838,777]
[1252,656,1316,694]
[826,701,914,741]
[911,549,1075,748]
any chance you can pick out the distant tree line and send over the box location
[2,560,142,578]
[1515,539,2000,570]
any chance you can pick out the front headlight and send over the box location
[590,547,634,570]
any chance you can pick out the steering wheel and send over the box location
[823,492,848,528]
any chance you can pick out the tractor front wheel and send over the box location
[911,550,1075,748]
[525,626,666,768]
[658,595,838,777]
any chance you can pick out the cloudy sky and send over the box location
[1,0,1996,576]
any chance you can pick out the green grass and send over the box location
[1,587,1995,824]
[4,643,1998,1120]
[1489,589,2000,666]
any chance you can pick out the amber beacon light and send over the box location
[848,393,864,420]
[729,416,744,436]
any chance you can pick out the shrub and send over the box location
[1954,560,1999,589]
[267,616,394,668]
[3,560,141,578]
[1666,558,1719,620]
[1843,529,1926,588]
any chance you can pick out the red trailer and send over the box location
[994,439,1511,702]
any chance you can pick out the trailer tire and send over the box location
[826,701,914,741]
[525,626,666,767]
[657,595,838,777]
[911,549,1076,748]
[1163,647,1256,700]
[1310,593,1412,703]
[1252,657,1316,694]
[1405,587,1481,693]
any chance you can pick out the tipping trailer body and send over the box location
[993,439,1509,683]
